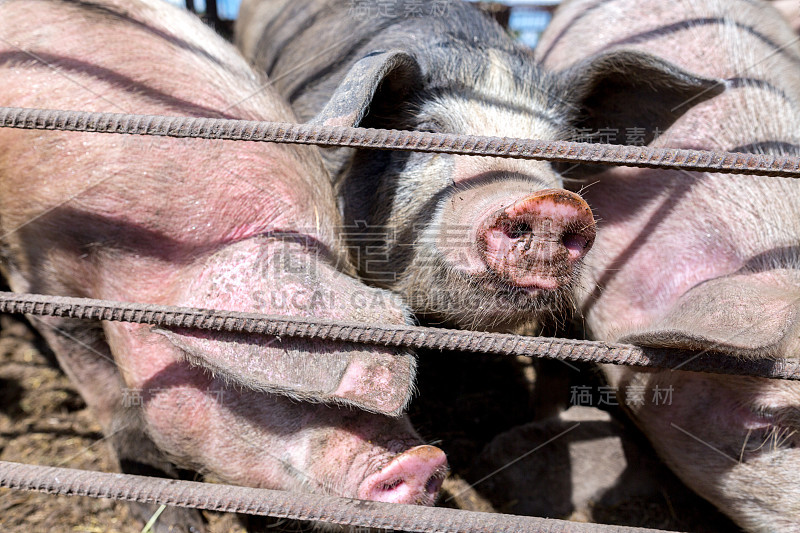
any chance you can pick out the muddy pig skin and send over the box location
[537,0,800,530]
[0,1,447,531]
[235,0,606,330]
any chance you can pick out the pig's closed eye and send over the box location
[749,425,798,454]
[742,407,800,456]
[415,121,442,133]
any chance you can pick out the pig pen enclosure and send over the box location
[1,1,797,532]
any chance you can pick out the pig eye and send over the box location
[741,412,799,458]
[752,426,798,453]
[415,121,442,134]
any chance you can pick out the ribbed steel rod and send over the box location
[1,291,797,381]
[0,106,798,177]
[0,460,679,533]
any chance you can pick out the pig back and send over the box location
[538,0,800,149]
[235,0,551,130]
[0,0,342,273]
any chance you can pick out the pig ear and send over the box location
[619,277,800,358]
[310,49,421,127]
[154,328,416,417]
[564,49,725,147]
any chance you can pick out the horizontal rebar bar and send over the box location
[1,106,798,177]
[1,291,796,381]
[0,460,681,533]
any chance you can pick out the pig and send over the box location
[0,1,447,531]
[235,0,601,331]
[536,0,800,530]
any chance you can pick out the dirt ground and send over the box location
[0,315,245,533]
[0,313,741,533]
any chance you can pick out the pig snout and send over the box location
[479,189,596,290]
[357,445,448,504]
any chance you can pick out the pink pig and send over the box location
[0,1,446,531]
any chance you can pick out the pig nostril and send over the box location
[425,475,443,495]
[562,232,588,254]
[504,220,533,239]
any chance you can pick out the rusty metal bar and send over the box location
[0,460,681,533]
[0,291,797,381]
[0,106,797,177]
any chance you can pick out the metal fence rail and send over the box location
[2,106,798,178]
[0,460,679,533]
[0,291,797,381]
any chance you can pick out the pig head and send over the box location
[236,0,600,331]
